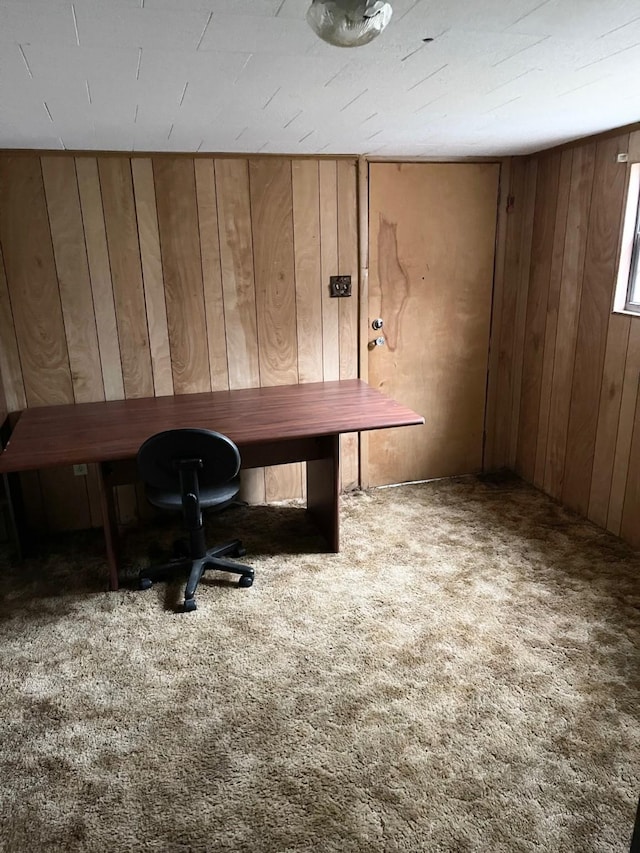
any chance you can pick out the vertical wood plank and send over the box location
[620,389,640,548]
[508,159,538,468]
[516,152,561,482]
[490,159,526,468]
[250,158,301,500]
[131,158,174,397]
[0,156,74,407]
[562,135,629,515]
[98,157,154,400]
[153,157,210,395]
[75,157,125,402]
[215,159,261,391]
[588,314,631,526]
[250,158,299,388]
[607,321,640,534]
[0,243,27,412]
[41,157,104,405]
[319,160,340,383]
[194,158,230,392]
[337,159,360,491]
[532,149,573,487]
[292,159,323,384]
[483,158,510,471]
[543,143,596,499]
[215,158,264,502]
[358,156,370,488]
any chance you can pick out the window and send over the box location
[614,162,640,316]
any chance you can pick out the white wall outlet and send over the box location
[73,464,88,476]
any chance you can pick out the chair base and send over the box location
[138,538,254,612]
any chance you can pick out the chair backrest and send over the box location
[137,428,241,492]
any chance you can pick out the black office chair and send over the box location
[137,428,254,612]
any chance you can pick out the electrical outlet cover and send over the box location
[330,275,352,297]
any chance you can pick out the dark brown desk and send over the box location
[0,379,423,591]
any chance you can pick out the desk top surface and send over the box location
[0,379,424,473]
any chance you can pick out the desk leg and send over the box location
[97,462,120,591]
[306,434,340,552]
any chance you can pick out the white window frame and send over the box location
[614,162,640,316]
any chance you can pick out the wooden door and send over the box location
[367,162,500,486]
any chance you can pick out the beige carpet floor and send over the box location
[0,474,638,853]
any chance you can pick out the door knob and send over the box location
[368,336,385,349]
[372,318,384,330]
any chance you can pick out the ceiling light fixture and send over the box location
[307,0,393,48]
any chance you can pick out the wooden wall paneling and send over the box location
[41,156,109,529]
[337,159,360,491]
[489,159,526,468]
[483,158,511,470]
[562,135,629,515]
[532,150,573,488]
[543,143,596,499]
[292,159,323,384]
[508,159,538,468]
[131,158,174,397]
[250,158,301,501]
[358,157,370,488]
[41,157,104,405]
[607,321,640,534]
[215,158,264,503]
[0,243,26,412]
[153,157,210,395]
[516,152,561,481]
[75,157,125,402]
[0,156,74,407]
[588,314,631,526]
[99,156,154,522]
[98,157,154,400]
[194,158,230,393]
[620,378,640,548]
[76,157,128,527]
[319,160,340,383]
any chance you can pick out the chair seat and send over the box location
[146,475,241,511]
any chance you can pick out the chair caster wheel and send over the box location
[183,598,197,612]
[238,574,254,588]
[235,546,247,557]
[139,577,153,590]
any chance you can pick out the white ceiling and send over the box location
[1,0,639,157]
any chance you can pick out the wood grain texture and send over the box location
[562,135,629,515]
[194,158,229,392]
[153,158,210,395]
[516,152,561,482]
[0,156,74,407]
[508,159,538,468]
[368,162,499,486]
[98,157,154,400]
[496,132,639,551]
[249,159,301,500]
[75,157,125,402]
[620,379,640,547]
[0,243,27,412]
[337,159,360,491]
[292,159,323,384]
[532,150,572,488]
[543,144,596,498]
[131,158,174,397]
[607,320,640,534]
[41,157,104,404]
[319,160,340,383]
[215,159,261,392]
[483,158,511,471]
[488,159,526,469]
